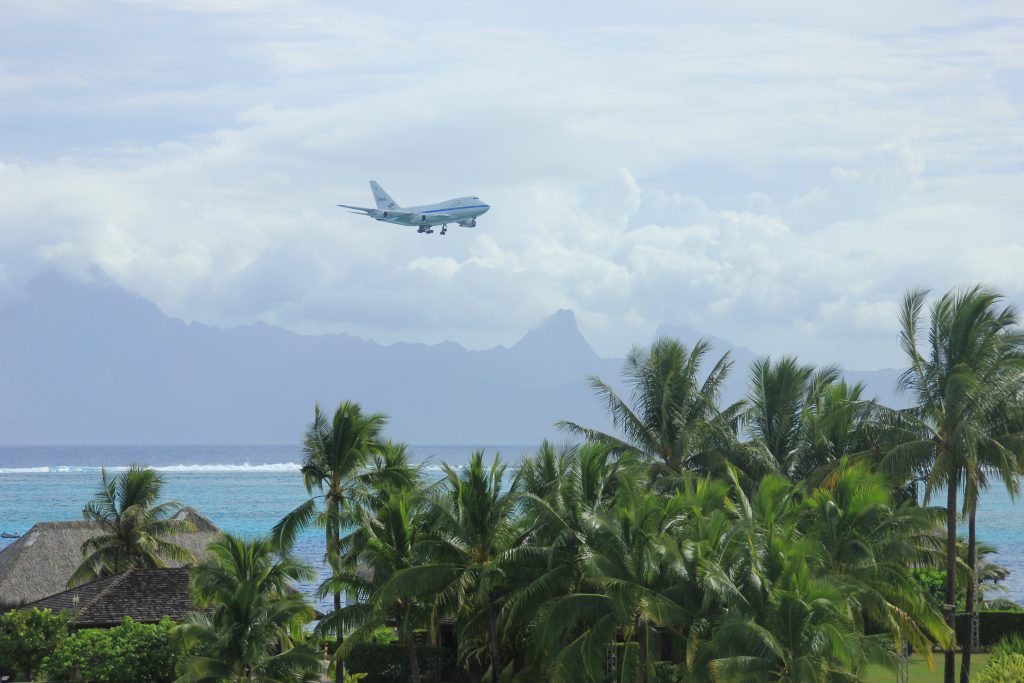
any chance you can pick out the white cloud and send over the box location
[406,256,460,279]
[0,2,1022,370]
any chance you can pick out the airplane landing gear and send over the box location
[440,226,447,235]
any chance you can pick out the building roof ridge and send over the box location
[74,569,132,618]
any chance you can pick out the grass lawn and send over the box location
[864,653,991,682]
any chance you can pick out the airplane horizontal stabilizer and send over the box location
[337,204,375,213]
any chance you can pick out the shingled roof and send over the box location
[22,567,197,627]
[0,507,220,609]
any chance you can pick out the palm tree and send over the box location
[559,337,742,477]
[743,356,874,483]
[175,534,320,682]
[505,441,630,670]
[319,487,428,683]
[540,485,724,683]
[271,401,391,681]
[712,473,901,682]
[883,286,1024,683]
[378,451,521,683]
[70,464,193,586]
[801,460,953,659]
[710,558,895,682]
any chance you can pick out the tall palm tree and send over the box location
[710,556,894,683]
[175,534,320,682]
[70,464,193,586]
[712,473,901,682]
[319,488,428,683]
[378,451,521,683]
[559,337,742,477]
[504,441,631,668]
[801,460,952,658]
[743,356,873,483]
[536,487,697,683]
[271,401,391,681]
[883,286,1024,683]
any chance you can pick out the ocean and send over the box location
[2,445,1024,605]
[0,444,534,610]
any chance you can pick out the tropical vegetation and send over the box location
[70,464,194,586]
[881,286,1024,683]
[271,401,413,682]
[0,608,66,681]
[174,534,321,682]
[40,616,178,683]
[6,283,1024,682]
[296,285,1024,682]
[973,635,1024,682]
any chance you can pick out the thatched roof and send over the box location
[0,507,220,609]
[23,567,197,627]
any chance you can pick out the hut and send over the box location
[0,507,220,610]
[20,567,196,628]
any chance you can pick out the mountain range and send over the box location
[0,273,903,445]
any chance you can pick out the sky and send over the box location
[1,0,1022,370]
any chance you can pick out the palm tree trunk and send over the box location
[960,501,977,683]
[486,597,501,683]
[404,603,421,683]
[944,476,958,683]
[635,618,647,683]
[406,636,421,683]
[330,500,345,683]
[430,605,440,647]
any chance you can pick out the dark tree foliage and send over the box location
[0,607,67,681]
[40,616,178,683]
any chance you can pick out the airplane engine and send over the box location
[459,219,477,228]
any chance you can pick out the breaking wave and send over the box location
[0,462,460,474]
[0,462,304,474]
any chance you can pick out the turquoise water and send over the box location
[2,445,1023,604]
[0,444,534,608]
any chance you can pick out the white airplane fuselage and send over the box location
[377,197,490,228]
[338,181,490,235]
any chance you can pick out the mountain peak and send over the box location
[533,308,578,332]
[513,309,597,359]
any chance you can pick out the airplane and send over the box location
[338,181,490,235]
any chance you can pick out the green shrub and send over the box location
[654,661,680,682]
[955,611,1024,648]
[975,653,1024,682]
[364,625,398,644]
[0,608,68,681]
[40,616,178,683]
[990,633,1024,658]
[345,642,444,683]
[913,568,947,606]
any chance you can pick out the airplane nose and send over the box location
[481,203,490,213]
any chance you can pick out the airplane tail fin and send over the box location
[369,180,400,210]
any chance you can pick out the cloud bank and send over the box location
[1,1,1022,369]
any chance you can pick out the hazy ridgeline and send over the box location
[0,272,903,445]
